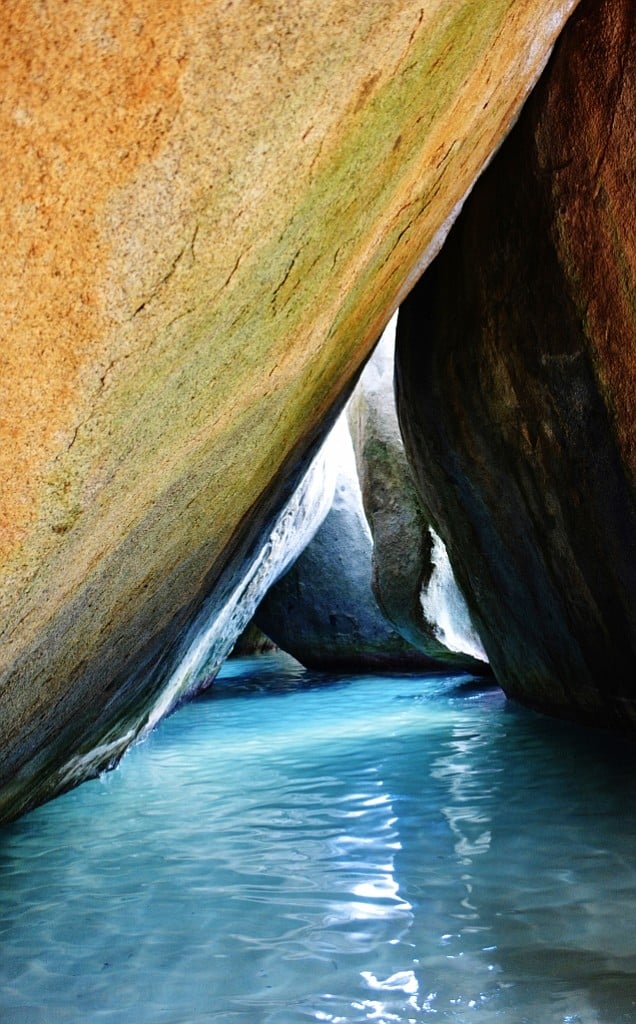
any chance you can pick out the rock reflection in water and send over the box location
[1,655,636,1023]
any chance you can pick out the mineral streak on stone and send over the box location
[396,0,636,729]
[348,317,487,669]
[0,0,578,821]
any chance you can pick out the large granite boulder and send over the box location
[396,0,636,729]
[0,0,578,821]
[255,418,440,671]
[348,318,487,668]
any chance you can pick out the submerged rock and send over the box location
[0,0,578,820]
[255,417,439,671]
[396,0,636,729]
[348,317,487,669]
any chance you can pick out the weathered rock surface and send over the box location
[255,418,439,671]
[134,422,338,740]
[0,0,578,821]
[396,0,636,729]
[348,318,487,668]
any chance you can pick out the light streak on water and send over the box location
[1,652,636,1023]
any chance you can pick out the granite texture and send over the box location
[0,0,578,820]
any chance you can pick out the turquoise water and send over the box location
[2,653,636,1024]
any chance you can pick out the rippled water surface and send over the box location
[2,653,636,1024]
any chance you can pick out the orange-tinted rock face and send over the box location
[0,0,578,821]
[396,0,636,728]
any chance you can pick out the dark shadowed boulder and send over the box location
[396,0,636,729]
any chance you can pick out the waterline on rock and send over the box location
[420,529,488,664]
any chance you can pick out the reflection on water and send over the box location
[1,652,636,1023]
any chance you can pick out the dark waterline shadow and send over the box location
[502,691,636,775]
[201,651,495,703]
